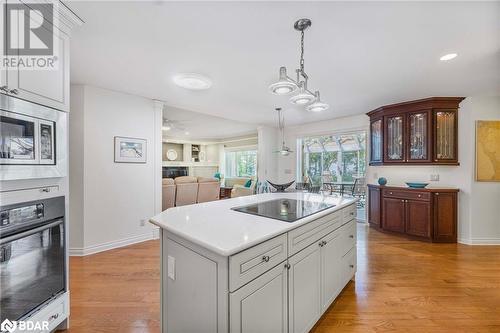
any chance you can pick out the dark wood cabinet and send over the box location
[368,184,458,243]
[368,186,381,228]
[382,197,406,233]
[433,192,457,242]
[405,200,431,238]
[367,97,464,165]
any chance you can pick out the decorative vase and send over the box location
[378,177,387,186]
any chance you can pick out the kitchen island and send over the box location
[150,192,358,333]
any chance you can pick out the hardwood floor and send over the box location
[65,225,500,333]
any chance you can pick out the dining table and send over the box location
[323,182,355,195]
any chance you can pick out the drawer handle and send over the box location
[261,255,270,262]
[49,313,59,321]
[284,263,291,270]
[9,89,19,95]
[322,240,327,246]
[389,192,393,194]
[349,235,354,239]
[319,241,327,247]
[318,242,323,247]
[349,264,354,268]
[350,212,354,216]
[418,194,422,198]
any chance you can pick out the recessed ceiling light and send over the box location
[440,53,458,61]
[173,73,212,90]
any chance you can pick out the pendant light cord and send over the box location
[300,30,305,73]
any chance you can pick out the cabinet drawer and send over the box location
[229,234,287,292]
[288,212,342,256]
[342,204,357,222]
[383,189,430,201]
[340,220,356,256]
[341,247,356,286]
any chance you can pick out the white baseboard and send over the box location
[69,228,160,256]
[458,237,500,245]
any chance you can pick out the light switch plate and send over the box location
[167,255,175,280]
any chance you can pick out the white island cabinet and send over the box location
[150,193,358,333]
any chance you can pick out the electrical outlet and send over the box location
[430,174,440,181]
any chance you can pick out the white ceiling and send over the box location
[69,1,500,127]
[162,106,257,140]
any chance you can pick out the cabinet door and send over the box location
[405,199,431,238]
[384,115,405,162]
[288,242,321,333]
[433,192,457,242]
[382,197,405,233]
[0,0,6,89]
[434,110,458,164]
[230,263,288,333]
[370,118,383,164]
[368,186,381,228]
[407,110,431,163]
[320,230,342,312]
[6,3,70,111]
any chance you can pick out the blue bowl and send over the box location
[405,182,429,189]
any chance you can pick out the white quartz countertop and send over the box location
[149,192,358,256]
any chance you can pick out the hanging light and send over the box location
[290,82,315,105]
[269,67,298,95]
[269,18,329,112]
[273,108,294,156]
[306,91,329,112]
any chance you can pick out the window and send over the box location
[299,132,366,185]
[225,150,257,177]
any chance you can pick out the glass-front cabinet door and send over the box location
[407,111,431,162]
[384,115,405,162]
[370,119,383,164]
[434,110,457,163]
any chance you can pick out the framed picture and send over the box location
[475,120,500,181]
[114,136,147,163]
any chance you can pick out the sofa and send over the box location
[162,176,221,209]
[225,177,256,198]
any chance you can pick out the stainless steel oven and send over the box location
[0,196,66,322]
[0,94,67,180]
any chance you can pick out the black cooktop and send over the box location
[231,199,335,223]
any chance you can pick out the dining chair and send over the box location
[351,176,367,207]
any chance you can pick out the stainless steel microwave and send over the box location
[0,95,67,180]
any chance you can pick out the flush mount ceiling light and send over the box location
[440,53,458,61]
[269,18,329,111]
[173,73,212,90]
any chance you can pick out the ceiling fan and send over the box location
[273,108,294,156]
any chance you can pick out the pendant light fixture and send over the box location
[269,18,329,112]
[273,108,294,156]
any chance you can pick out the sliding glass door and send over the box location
[299,132,366,186]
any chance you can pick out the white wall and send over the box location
[257,126,279,182]
[69,85,162,255]
[276,96,500,244]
